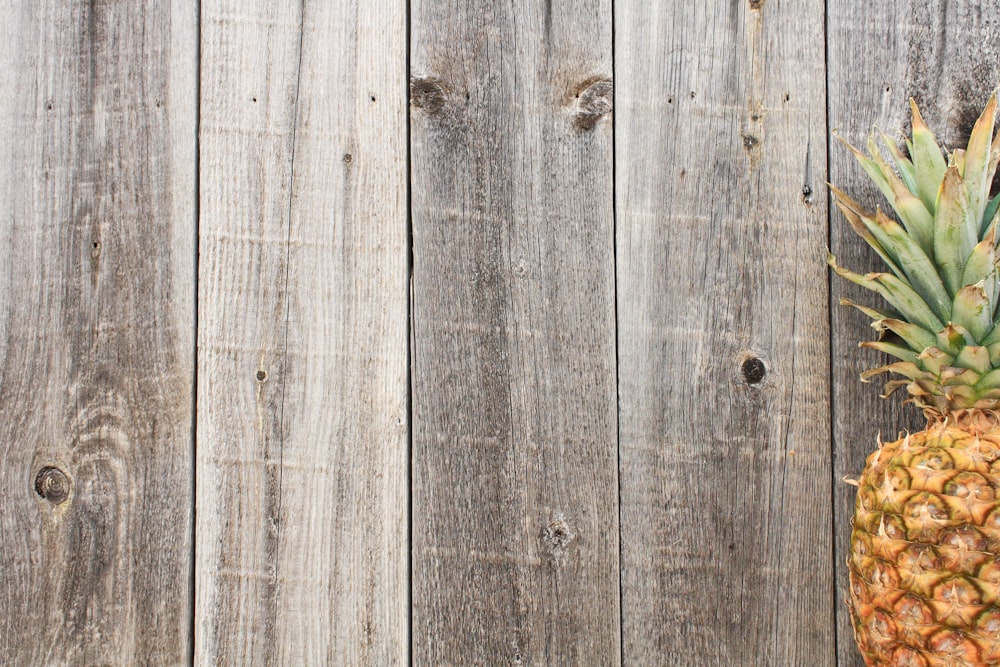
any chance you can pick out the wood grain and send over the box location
[615,1,834,664]
[409,0,620,664]
[196,2,408,664]
[827,2,1000,664]
[4,3,995,663]
[0,1,197,664]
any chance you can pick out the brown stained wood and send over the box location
[616,1,833,664]
[196,2,408,665]
[409,0,619,664]
[827,3,1000,665]
[0,1,197,664]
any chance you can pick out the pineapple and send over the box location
[831,93,1000,666]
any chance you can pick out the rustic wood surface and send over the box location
[409,0,620,663]
[2,1,1000,664]
[196,1,407,665]
[827,2,1000,665]
[616,1,834,664]
[0,1,197,664]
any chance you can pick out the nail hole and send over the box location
[343,153,353,164]
[742,357,766,385]
[743,134,759,150]
[251,96,257,103]
[783,93,790,103]
[35,467,70,504]
[92,241,100,249]
[370,95,376,102]
[45,102,53,111]
[256,370,267,382]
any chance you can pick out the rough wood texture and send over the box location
[0,1,197,664]
[7,3,1000,663]
[827,3,1000,664]
[196,2,408,664]
[409,0,620,663]
[616,1,834,664]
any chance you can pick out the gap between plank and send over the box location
[822,0,841,660]
[190,0,202,661]
[611,0,626,664]
[405,0,415,660]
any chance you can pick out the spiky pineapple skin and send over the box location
[849,411,1000,666]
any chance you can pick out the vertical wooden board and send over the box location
[0,1,197,664]
[409,1,619,664]
[616,1,832,664]
[274,2,408,662]
[196,6,300,660]
[827,3,1000,664]
[196,2,408,665]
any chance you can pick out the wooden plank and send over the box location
[827,3,1000,664]
[409,1,619,663]
[0,1,197,664]
[196,2,408,664]
[616,2,833,664]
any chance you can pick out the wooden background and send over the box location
[0,1,997,665]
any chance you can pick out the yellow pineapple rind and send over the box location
[849,410,1000,666]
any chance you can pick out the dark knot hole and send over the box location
[742,357,766,385]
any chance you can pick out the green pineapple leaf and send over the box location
[881,131,918,194]
[952,283,992,342]
[934,166,977,295]
[963,94,998,227]
[909,99,948,211]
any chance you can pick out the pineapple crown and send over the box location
[830,93,1000,416]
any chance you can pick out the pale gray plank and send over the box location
[827,3,1000,665]
[196,2,408,664]
[0,1,197,664]
[409,0,620,664]
[616,1,834,664]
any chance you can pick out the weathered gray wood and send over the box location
[616,1,833,664]
[196,2,408,664]
[827,3,1000,665]
[0,1,197,664]
[409,1,619,663]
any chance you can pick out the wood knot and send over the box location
[410,77,448,113]
[573,77,613,131]
[749,0,764,8]
[35,467,70,504]
[541,513,574,561]
[741,356,766,385]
